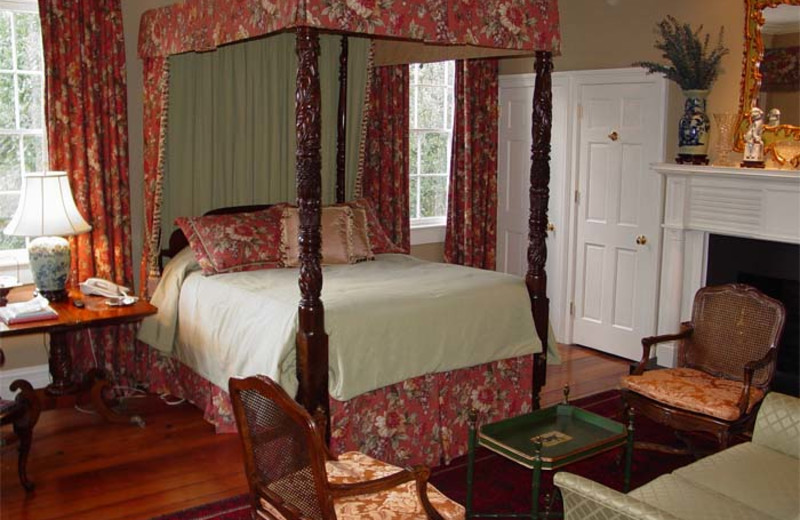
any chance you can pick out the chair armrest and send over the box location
[753,391,800,458]
[737,347,777,416]
[554,473,681,520]
[632,324,693,375]
[329,465,445,520]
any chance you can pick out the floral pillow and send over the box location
[342,206,374,262]
[175,207,283,276]
[345,198,405,254]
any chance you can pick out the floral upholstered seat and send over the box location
[621,368,765,421]
[230,375,464,520]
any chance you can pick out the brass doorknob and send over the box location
[546,222,556,233]
[636,235,647,245]
[608,131,619,141]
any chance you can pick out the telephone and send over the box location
[79,278,130,298]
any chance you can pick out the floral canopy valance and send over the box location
[138,0,561,59]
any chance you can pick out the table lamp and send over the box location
[2,171,92,302]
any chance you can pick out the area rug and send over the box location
[151,390,709,519]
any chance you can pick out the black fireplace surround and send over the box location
[706,234,799,397]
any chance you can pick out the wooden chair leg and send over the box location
[13,419,34,492]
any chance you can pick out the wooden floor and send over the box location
[1,344,628,520]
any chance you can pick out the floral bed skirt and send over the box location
[69,327,533,467]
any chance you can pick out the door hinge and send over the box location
[570,301,575,316]
[574,190,580,204]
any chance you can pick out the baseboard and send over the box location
[656,343,677,368]
[0,364,49,400]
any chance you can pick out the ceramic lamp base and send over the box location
[28,236,71,302]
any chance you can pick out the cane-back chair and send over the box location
[0,348,40,491]
[229,375,464,520]
[621,284,786,451]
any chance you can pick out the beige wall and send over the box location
[501,0,746,159]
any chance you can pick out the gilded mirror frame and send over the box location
[734,0,800,152]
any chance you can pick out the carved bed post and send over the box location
[336,36,348,204]
[295,27,330,426]
[527,51,553,410]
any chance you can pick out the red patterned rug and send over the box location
[152,390,706,519]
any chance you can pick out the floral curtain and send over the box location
[359,65,410,252]
[444,59,499,270]
[39,0,138,385]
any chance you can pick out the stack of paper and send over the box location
[0,295,58,325]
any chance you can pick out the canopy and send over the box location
[138,0,561,59]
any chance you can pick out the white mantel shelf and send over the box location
[652,162,799,367]
[653,162,800,245]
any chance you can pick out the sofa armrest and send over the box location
[554,473,682,520]
[753,392,800,458]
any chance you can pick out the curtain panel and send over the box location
[39,0,140,387]
[360,65,411,253]
[444,59,499,270]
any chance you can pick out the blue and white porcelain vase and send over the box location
[677,89,710,162]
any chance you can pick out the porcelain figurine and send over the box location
[742,107,766,168]
[767,108,781,127]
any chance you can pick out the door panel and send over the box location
[497,75,571,340]
[572,78,664,360]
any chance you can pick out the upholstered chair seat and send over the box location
[621,368,765,421]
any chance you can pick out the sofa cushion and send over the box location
[672,442,799,520]
[630,474,774,520]
[621,368,764,421]
[752,391,800,458]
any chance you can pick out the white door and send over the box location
[571,72,666,360]
[497,74,571,340]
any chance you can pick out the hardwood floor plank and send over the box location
[1,344,627,519]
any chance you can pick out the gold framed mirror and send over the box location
[734,0,800,156]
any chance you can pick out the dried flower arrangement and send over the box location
[634,15,729,91]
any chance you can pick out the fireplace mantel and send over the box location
[653,163,800,366]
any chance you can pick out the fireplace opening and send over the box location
[707,234,799,397]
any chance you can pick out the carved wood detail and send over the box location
[336,36,348,204]
[527,51,554,409]
[294,27,330,423]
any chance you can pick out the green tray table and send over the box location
[466,401,634,518]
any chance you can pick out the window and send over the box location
[409,61,454,229]
[0,1,45,257]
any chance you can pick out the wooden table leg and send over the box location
[466,410,478,518]
[624,408,635,492]
[44,331,144,427]
[531,438,543,519]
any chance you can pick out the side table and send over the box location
[466,391,634,519]
[1,285,157,426]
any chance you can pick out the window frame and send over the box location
[408,61,454,238]
[0,0,45,280]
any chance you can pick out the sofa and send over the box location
[554,392,800,520]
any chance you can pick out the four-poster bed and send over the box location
[137,0,560,465]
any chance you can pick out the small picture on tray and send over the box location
[532,431,573,448]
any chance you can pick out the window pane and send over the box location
[0,12,12,70]
[409,133,419,175]
[420,175,447,218]
[0,217,25,249]
[447,60,455,86]
[419,61,445,85]
[409,175,418,219]
[418,86,445,129]
[14,12,42,71]
[0,134,20,190]
[18,73,43,129]
[0,73,14,129]
[0,192,21,219]
[23,134,44,172]
[409,84,417,128]
[420,132,448,174]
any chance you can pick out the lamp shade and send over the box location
[3,171,92,237]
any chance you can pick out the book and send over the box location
[0,295,59,325]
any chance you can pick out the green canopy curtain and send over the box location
[162,33,369,243]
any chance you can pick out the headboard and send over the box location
[159,204,273,269]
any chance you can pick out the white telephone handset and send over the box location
[79,278,130,298]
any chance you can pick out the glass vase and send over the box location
[712,113,738,167]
